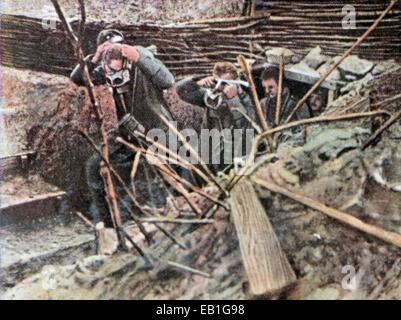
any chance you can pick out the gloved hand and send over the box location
[118,114,146,140]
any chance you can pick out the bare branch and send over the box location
[51,0,128,249]
[78,0,86,44]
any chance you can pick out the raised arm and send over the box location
[70,54,106,87]
[175,76,210,108]
[133,46,175,90]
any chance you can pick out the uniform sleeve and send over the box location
[286,95,311,122]
[296,103,312,121]
[70,54,106,86]
[175,77,208,108]
[135,46,175,90]
[239,93,257,123]
[224,92,257,129]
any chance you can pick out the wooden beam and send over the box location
[0,151,36,174]
[253,178,401,249]
[0,191,66,225]
[229,180,297,297]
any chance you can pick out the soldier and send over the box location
[307,89,327,117]
[176,62,256,131]
[260,65,310,128]
[70,30,175,224]
[71,30,175,129]
[176,62,257,172]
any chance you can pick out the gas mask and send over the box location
[203,79,249,110]
[105,59,132,88]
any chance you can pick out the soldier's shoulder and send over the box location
[135,45,157,56]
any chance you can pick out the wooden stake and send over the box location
[116,137,203,215]
[51,0,125,248]
[157,166,203,215]
[152,158,228,210]
[141,217,214,225]
[253,178,401,249]
[276,58,284,127]
[237,55,271,133]
[96,222,106,256]
[75,211,96,230]
[123,134,212,185]
[158,115,227,195]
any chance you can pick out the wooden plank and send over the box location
[229,180,296,297]
[0,151,36,174]
[0,191,66,225]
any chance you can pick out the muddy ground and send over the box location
[1,47,401,299]
[3,125,401,300]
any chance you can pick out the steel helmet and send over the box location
[96,29,125,46]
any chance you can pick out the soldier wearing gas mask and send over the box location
[176,62,256,132]
[70,29,175,224]
[71,29,175,130]
[176,62,256,172]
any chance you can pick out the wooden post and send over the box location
[96,222,106,256]
[229,180,297,297]
[276,58,284,127]
[237,55,270,133]
[327,89,335,106]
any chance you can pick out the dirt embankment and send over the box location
[1,66,204,211]
[2,67,117,209]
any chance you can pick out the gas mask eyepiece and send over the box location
[105,60,132,88]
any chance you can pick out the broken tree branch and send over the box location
[121,138,228,209]
[155,164,203,215]
[285,0,398,123]
[253,178,401,249]
[276,58,284,127]
[116,137,203,215]
[125,133,213,185]
[78,131,153,245]
[51,0,126,248]
[237,55,270,134]
[158,115,227,195]
[141,217,214,225]
[130,151,142,196]
[79,132,191,250]
[157,165,229,210]
[227,110,390,191]
[75,211,96,230]
[120,228,151,263]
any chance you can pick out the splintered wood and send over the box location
[229,180,296,297]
